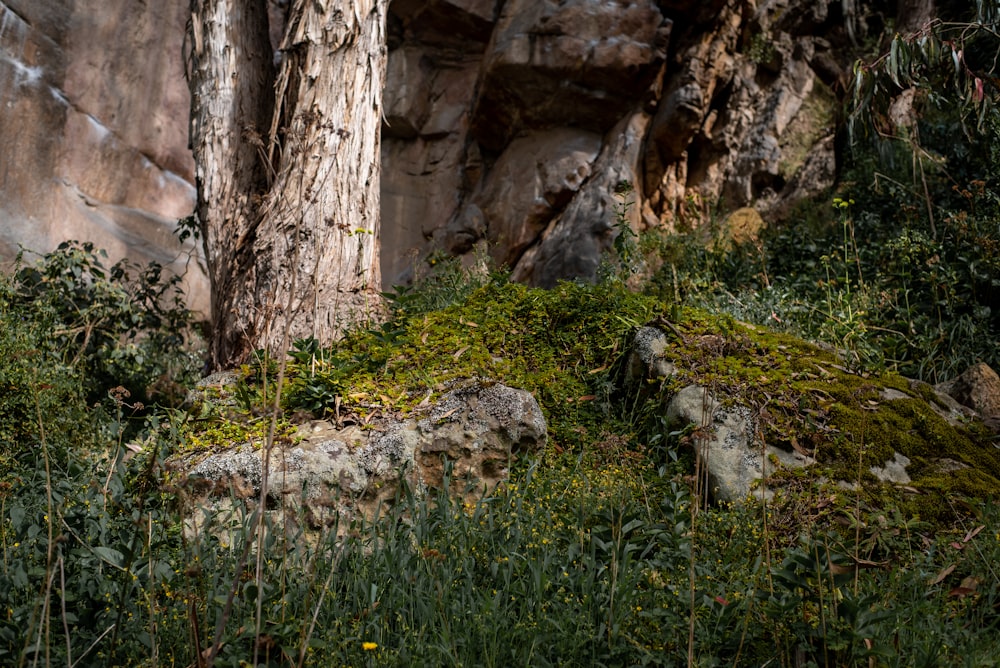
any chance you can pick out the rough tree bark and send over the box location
[896,0,936,35]
[188,0,387,369]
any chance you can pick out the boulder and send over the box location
[626,325,676,383]
[666,384,814,503]
[937,363,1000,421]
[627,325,1000,504]
[180,381,546,537]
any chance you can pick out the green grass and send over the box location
[3,248,1000,667]
[5,436,1000,666]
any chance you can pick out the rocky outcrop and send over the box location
[630,326,1000,504]
[179,380,546,537]
[383,0,853,285]
[0,0,207,312]
[3,0,862,301]
[666,383,814,502]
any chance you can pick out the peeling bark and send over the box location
[189,0,387,369]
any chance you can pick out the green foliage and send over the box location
[0,284,94,477]
[4,241,1000,665]
[599,180,642,284]
[7,241,201,408]
[382,250,498,319]
[283,277,660,453]
[0,255,186,665]
[849,3,1000,142]
[648,117,1000,382]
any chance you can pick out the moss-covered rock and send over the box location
[181,277,998,528]
[629,314,1000,520]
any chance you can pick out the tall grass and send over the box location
[3,243,1000,666]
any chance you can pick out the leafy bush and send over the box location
[0,278,94,476]
[7,241,201,408]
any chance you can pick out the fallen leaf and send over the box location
[577,395,596,402]
[588,366,609,374]
[421,331,429,344]
[790,436,813,456]
[453,345,470,360]
[964,525,985,542]
[930,564,956,585]
[950,541,965,551]
[829,561,853,575]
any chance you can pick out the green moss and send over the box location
[181,417,295,452]
[201,273,997,527]
[276,280,660,453]
[640,307,1000,517]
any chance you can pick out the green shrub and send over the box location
[8,241,201,409]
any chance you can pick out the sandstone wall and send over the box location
[0,1,206,310]
[382,0,860,286]
[1,0,870,309]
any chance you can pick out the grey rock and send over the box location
[666,384,813,503]
[870,452,911,485]
[627,326,676,382]
[178,381,546,538]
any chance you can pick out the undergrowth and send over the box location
[3,240,999,666]
[648,110,1000,385]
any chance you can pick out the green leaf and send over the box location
[889,36,901,86]
[92,546,125,569]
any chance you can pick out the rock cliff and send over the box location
[1,0,880,306]
[0,1,206,311]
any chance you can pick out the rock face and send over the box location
[2,0,858,302]
[937,363,1000,421]
[0,1,207,313]
[180,381,546,536]
[383,0,853,285]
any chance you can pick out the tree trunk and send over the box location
[896,0,936,35]
[189,0,387,369]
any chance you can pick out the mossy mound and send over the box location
[190,277,997,527]
[640,313,1000,522]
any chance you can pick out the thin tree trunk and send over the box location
[896,0,936,35]
[189,0,386,369]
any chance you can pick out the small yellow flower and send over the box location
[362,642,378,651]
